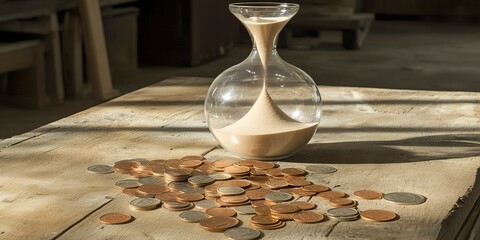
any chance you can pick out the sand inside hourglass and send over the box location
[212,16,318,159]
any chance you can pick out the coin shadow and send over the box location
[286,134,480,164]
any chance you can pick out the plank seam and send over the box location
[50,197,114,240]
[324,221,340,237]
[201,145,220,157]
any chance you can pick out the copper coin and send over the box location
[265,168,284,176]
[287,179,311,187]
[224,166,251,174]
[250,215,279,225]
[212,160,232,168]
[206,207,237,217]
[271,213,295,221]
[199,216,239,232]
[270,204,300,214]
[292,212,324,223]
[317,191,346,200]
[180,159,204,168]
[181,155,205,161]
[329,198,354,206]
[99,212,132,224]
[360,210,397,222]
[284,175,307,181]
[302,184,330,193]
[176,193,204,202]
[222,180,251,188]
[292,188,317,196]
[281,168,306,176]
[290,201,317,210]
[137,185,170,195]
[236,159,259,167]
[250,220,286,230]
[246,189,271,200]
[354,189,383,200]
[252,162,275,170]
[265,179,289,189]
[253,206,271,215]
[156,191,180,202]
[220,195,249,204]
[122,188,138,197]
[164,169,191,177]
[251,200,267,208]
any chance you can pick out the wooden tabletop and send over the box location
[1,77,479,240]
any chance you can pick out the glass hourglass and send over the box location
[204,2,322,160]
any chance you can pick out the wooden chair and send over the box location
[0,40,49,108]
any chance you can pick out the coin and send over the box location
[180,159,204,168]
[329,198,354,207]
[122,188,138,197]
[265,168,284,177]
[292,212,324,223]
[115,179,141,189]
[87,165,114,174]
[209,172,232,180]
[212,160,233,168]
[287,179,311,187]
[138,176,164,185]
[222,180,251,188]
[252,162,275,170]
[292,188,317,196]
[234,205,256,215]
[218,186,245,196]
[383,192,426,205]
[302,184,330,193]
[225,166,251,174]
[99,212,132,224]
[360,210,397,222]
[176,193,204,202]
[129,198,161,210]
[156,191,180,202]
[290,201,317,210]
[199,216,239,232]
[250,215,279,225]
[254,206,271,215]
[188,175,215,186]
[179,210,207,223]
[245,189,271,200]
[306,165,337,174]
[224,227,261,240]
[265,180,289,189]
[137,184,170,195]
[265,192,293,202]
[270,204,300,214]
[281,168,306,176]
[271,213,295,221]
[220,195,249,204]
[249,220,285,230]
[206,207,237,217]
[195,199,220,210]
[327,208,359,218]
[354,189,383,200]
[317,191,346,200]
[181,155,205,161]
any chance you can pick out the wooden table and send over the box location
[1,77,479,239]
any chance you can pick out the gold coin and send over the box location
[99,212,132,224]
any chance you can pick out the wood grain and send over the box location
[0,77,479,240]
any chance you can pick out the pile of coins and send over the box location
[88,156,426,239]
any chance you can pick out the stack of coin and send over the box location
[264,192,293,204]
[164,169,192,182]
[218,195,250,206]
[210,160,232,172]
[205,207,237,217]
[383,192,426,205]
[199,216,239,232]
[234,205,256,215]
[265,179,289,189]
[113,160,139,174]
[292,212,324,224]
[179,159,204,169]
[129,198,161,211]
[204,183,222,199]
[163,201,194,211]
[265,168,284,179]
[194,199,220,210]
[209,172,232,181]
[249,215,285,230]
[326,208,360,221]
[224,166,251,179]
[329,198,357,208]
[176,193,205,202]
[269,203,300,221]
[188,175,215,187]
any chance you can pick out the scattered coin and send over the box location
[292,212,324,223]
[270,204,300,214]
[354,189,383,200]
[265,192,293,202]
[317,191,346,200]
[99,212,132,224]
[287,179,311,187]
[265,179,289,189]
[302,184,330,193]
[329,198,354,207]
[281,168,306,176]
[176,193,204,202]
[360,210,397,222]
[306,165,337,174]
[138,176,164,185]
[115,179,141,189]
[180,159,204,168]
[87,165,114,174]
[206,207,237,217]
[290,201,317,210]
[163,201,194,211]
[383,192,426,205]
[220,195,249,204]
[327,207,359,221]
[199,216,239,232]
[179,211,207,223]
[224,227,261,240]
[250,215,279,225]
[234,205,256,215]
[218,186,246,196]
[188,175,215,187]
[195,199,220,210]
[181,155,205,161]
[129,198,161,211]
[209,172,232,180]
[137,184,170,195]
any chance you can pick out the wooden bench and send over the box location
[286,13,375,49]
[0,40,49,108]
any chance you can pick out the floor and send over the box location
[1,20,480,139]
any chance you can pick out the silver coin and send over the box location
[188,175,215,186]
[209,172,232,180]
[224,227,261,240]
[130,198,161,209]
[383,192,426,205]
[179,211,207,223]
[87,164,114,174]
[179,185,205,194]
[168,181,189,190]
[306,165,337,174]
[195,199,220,210]
[265,192,293,202]
[138,176,164,185]
[329,215,359,222]
[326,208,359,217]
[234,205,256,215]
[218,186,245,196]
[115,179,141,189]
